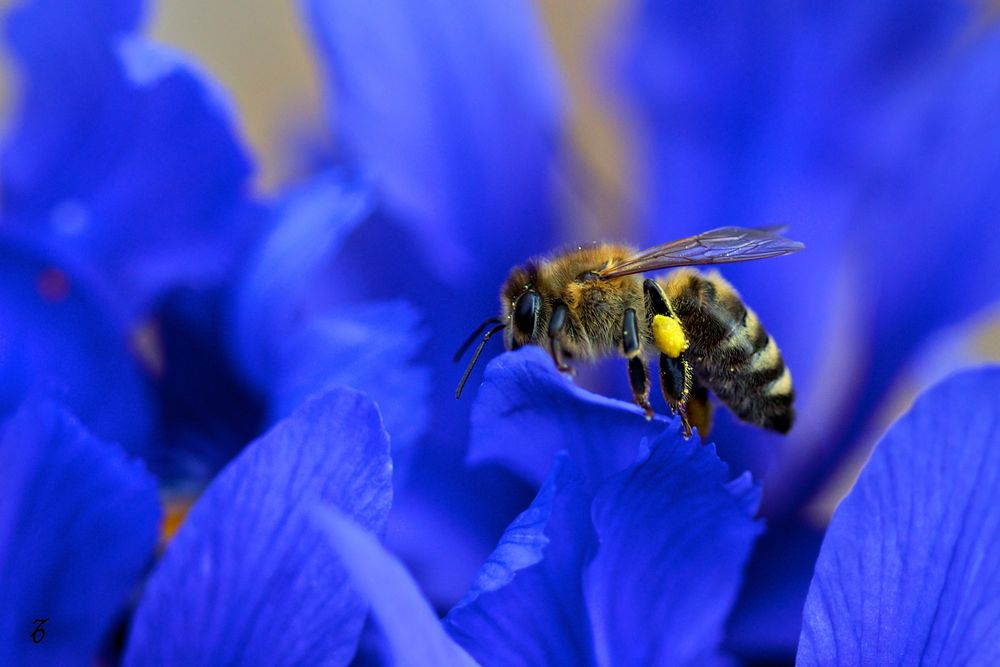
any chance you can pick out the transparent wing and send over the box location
[597,226,804,279]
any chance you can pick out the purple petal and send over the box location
[302,0,564,280]
[0,235,153,454]
[311,506,478,667]
[445,454,596,666]
[469,346,675,489]
[3,0,254,311]
[124,388,392,666]
[586,431,763,665]
[0,396,159,667]
[798,367,1000,665]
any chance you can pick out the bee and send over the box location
[454,226,803,437]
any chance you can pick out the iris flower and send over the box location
[318,354,1000,666]
[0,0,427,473]
[0,0,424,658]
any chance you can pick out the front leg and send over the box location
[547,300,572,373]
[623,307,653,419]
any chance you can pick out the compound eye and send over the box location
[513,290,541,338]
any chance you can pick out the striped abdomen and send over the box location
[662,269,794,433]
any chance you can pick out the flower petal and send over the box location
[0,236,153,454]
[0,396,159,667]
[798,367,1000,665]
[229,173,429,465]
[809,26,1000,491]
[271,304,429,470]
[586,430,763,666]
[468,347,675,490]
[3,0,254,311]
[445,453,596,666]
[229,172,373,389]
[124,388,392,666]
[302,0,564,280]
[311,505,478,667]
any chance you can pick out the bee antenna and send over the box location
[455,323,506,399]
[453,316,502,362]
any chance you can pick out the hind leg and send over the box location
[659,353,694,436]
[686,374,713,438]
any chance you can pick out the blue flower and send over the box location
[2,0,255,315]
[313,349,762,665]
[4,0,1000,664]
[123,388,392,665]
[0,0,428,478]
[799,366,1000,664]
[226,171,430,473]
[300,0,569,604]
[302,0,564,283]
[0,237,155,455]
[0,0,257,457]
[0,396,159,666]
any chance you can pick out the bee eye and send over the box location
[513,290,541,337]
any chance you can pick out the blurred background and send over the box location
[0,0,984,510]
[0,0,630,208]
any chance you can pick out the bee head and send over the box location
[501,263,542,349]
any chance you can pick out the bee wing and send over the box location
[597,226,804,279]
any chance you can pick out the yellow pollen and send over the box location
[653,314,688,358]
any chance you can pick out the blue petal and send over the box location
[586,430,763,665]
[724,519,825,662]
[0,396,159,667]
[617,0,969,237]
[270,304,429,470]
[445,454,596,666]
[229,172,373,389]
[3,1,254,311]
[0,235,154,454]
[229,173,428,465]
[124,388,392,666]
[469,347,676,489]
[311,506,478,667]
[798,367,1000,665]
[815,26,1000,487]
[302,0,564,281]
[300,0,568,610]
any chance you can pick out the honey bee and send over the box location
[454,226,803,437]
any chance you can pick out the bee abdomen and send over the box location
[702,333,794,433]
[665,270,794,433]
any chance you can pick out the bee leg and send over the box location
[628,356,655,420]
[686,375,713,438]
[643,278,670,315]
[659,353,694,438]
[548,300,572,373]
[622,308,653,419]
